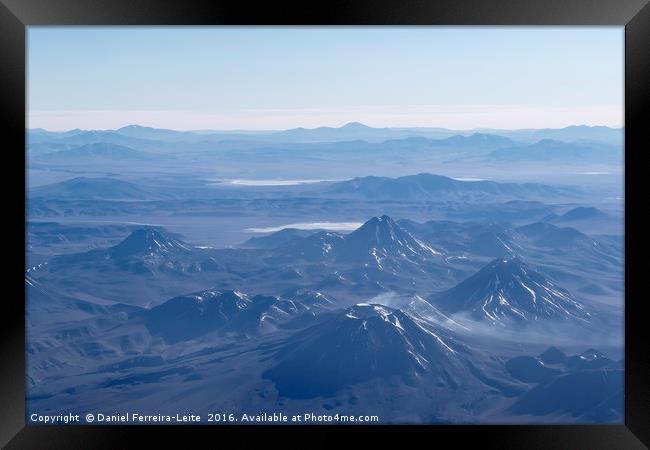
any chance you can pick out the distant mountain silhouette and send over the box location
[35,142,152,161]
[275,122,388,142]
[516,222,597,248]
[34,123,622,145]
[326,173,576,201]
[558,207,608,221]
[29,177,155,200]
[115,124,188,140]
[541,206,620,236]
[503,125,622,145]
[435,132,513,149]
[50,130,159,147]
[486,139,620,164]
[510,368,622,421]
[538,347,568,365]
[505,346,622,422]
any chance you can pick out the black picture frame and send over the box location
[1,0,648,447]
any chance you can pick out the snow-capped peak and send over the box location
[340,215,441,265]
[433,258,590,324]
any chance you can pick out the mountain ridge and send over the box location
[263,302,466,398]
[432,258,590,324]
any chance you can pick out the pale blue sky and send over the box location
[28,27,623,131]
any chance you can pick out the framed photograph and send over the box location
[1,0,648,447]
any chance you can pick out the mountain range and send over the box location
[28,123,623,145]
[32,217,609,324]
[25,214,622,423]
[28,172,582,204]
[32,142,154,162]
[485,139,621,164]
[506,347,622,422]
[515,222,598,249]
[325,173,579,201]
[144,289,311,343]
[25,117,623,424]
[29,177,157,201]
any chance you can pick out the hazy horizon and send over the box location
[28,121,623,133]
[28,27,623,131]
